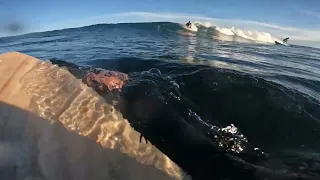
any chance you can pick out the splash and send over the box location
[189,21,282,44]
[187,110,251,154]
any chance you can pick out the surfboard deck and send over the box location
[0,51,186,180]
[0,51,39,110]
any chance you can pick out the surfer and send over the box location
[274,37,290,45]
[186,21,192,28]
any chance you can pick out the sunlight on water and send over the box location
[19,61,187,180]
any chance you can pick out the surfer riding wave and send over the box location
[275,37,289,45]
[185,21,192,28]
[283,37,289,43]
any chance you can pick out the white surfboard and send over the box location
[275,40,290,46]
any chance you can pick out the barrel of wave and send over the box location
[0,52,187,180]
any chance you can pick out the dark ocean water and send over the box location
[1,22,320,179]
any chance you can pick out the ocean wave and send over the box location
[1,20,320,179]
[50,57,320,149]
[49,57,320,179]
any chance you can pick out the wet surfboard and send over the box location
[0,51,186,180]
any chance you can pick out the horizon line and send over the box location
[1,11,320,48]
[2,11,320,41]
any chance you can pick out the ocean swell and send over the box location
[51,57,320,179]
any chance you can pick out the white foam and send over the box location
[219,26,280,43]
[215,27,235,36]
[194,21,214,28]
[190,21,282,44]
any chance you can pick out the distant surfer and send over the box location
[283,37,289,43]
[185,21,192,28]
[275,37,290,46]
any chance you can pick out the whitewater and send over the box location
[191,21,283,44]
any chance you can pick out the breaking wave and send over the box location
[193,21,282,44]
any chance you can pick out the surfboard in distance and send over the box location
[275,40,290,46]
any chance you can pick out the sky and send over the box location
[1,0,320,47]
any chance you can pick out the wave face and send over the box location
[0,22,320,179]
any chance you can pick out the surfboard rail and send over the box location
[0,51,187,180]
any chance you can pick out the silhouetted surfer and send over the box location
[275,37,290,45]
[186,21,191,28]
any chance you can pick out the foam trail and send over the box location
[19,61,186,180]
[194,21,214,28]
[215,26,281,43]
[190,21,282,43]
[215,27,235,36]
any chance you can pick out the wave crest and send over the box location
[192,21,281,43]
